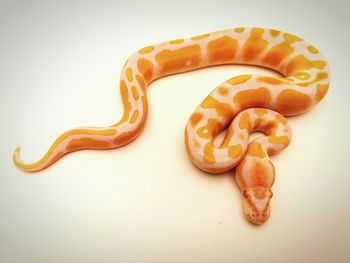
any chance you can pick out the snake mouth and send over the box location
[243,198,271,225]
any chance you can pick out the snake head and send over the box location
[242,187,273,225]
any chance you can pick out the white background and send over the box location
[1,0,349,262]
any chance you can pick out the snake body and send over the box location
[13,27,330,224]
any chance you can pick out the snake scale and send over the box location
[13,27,330,224]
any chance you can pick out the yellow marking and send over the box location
[135,74,146,92]
[248,141,266,158]
[197,118,220,139]
[297,72,328,87]
[276,89,311,115]
[268,135,290,146]
[228,144,242,158]
[200,96,234,118]
[207,36,238,63]
[273,114,288,125]
[169,39,184,44]
[137,58,154,83]
[256,76,288,85]
[131,86,139,100]
[155,45,201,75]
[284,33,303,42]
[234,87,271,109]
[191,33,210,40]
[239,112,251,130]
[243,28,268,61]
[138,45,154,54]
[293,72,311,80]
[307,45,319,54]
[218,86,229,95]
[285,55,326,75]
[219,127,235,148]
[126,68,133,82]
[234,27,244,33]
[126,68,134,82]
[227,74,251,85]
[130,110,139,123]
[190,112,204,127]
[203,143,215,164]
[113,80,132,126]
[255,108,267,116]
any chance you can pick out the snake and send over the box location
[13,27,330,225]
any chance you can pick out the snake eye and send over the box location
[269,192,273,198]
[243,190,249,198]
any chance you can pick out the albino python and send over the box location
[13,27,330,225]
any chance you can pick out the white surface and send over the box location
[1,0,349,262]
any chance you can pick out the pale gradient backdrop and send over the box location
[1,0,349,262]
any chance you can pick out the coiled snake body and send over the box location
[13,27,330,225]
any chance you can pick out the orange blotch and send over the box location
[285,55,325,76]
[197,118,221,139]
[312,60,327,69]
[155,45,201,75]
[315,84,329,103]
[243,28,268,62]
[256,76,288,85]
[269,29,280,37]
[263,32,301,68]
[247,141,266,158]
[203,143,215,164]
[131,86,139,100]
[273,114,288,125]
[138,45,154,54]
[239,112,251,130]
[126,68,133,82]
[118,80,132,124]
[228,144,242,158]
[67,138,109,151]
[207,36,238,63]
[276,89,311,115]
[190,112,204,127]
[113,132,136,146]
[200,96,234,119]
[130,110,139,124]
[255,108,268,116]
[218,86,229,96]
[136,74,146,92]
[234,87,271,109]
[137,58,154,83]
[191,33,210,40]
[227,74,251,85]
[268,135,290,146]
